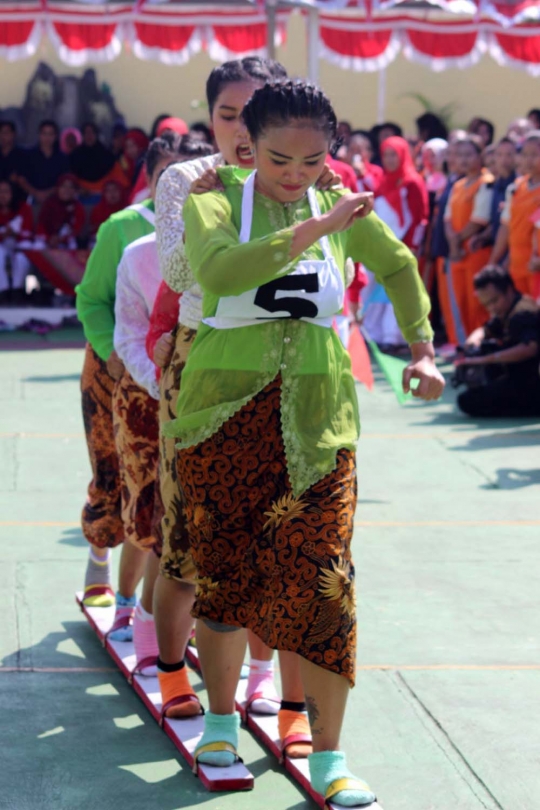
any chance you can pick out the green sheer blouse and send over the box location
[167,167,433,496]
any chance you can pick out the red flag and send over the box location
[348,324,374,391]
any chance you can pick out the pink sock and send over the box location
[133,603,159,676]
[246,658,280,715]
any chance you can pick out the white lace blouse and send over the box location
[114,233,162,400]
[155,152,223,296]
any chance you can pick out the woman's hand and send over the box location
[106,350,125,381]
[189,169,223,196]
[320,192,374,234]
[403,343,445,401]
[153,331,175,368]
[316,165,341,191]
[529,255,540,273]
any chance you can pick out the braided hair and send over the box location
[145,131,182,180]
[206,57,288,115]
[242,80,337,144]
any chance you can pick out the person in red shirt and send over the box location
[36,174,85,249]
[0,179,34,302]
[89,180,126,242]
[346,131,383,193]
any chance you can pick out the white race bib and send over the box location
[203,172,344,330]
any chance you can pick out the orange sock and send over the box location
[278,709,313,759]
[158,666,202,718]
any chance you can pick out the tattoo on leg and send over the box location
[306,695,323,734]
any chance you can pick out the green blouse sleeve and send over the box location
[75,218,121,360]
[183,191,295,297]
[345,212,433,345]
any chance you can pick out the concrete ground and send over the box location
[1,329,539,810]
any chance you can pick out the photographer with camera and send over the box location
[454,265,540,417]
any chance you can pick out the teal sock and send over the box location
[309,751,376,807]
[196,712,240,768]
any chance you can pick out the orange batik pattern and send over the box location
[177,377,358,686]
[80,344,124,549]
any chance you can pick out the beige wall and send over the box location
[0,11,535,139]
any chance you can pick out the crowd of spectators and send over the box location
[1,103,539,417]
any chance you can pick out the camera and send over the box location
[451,340,506,388]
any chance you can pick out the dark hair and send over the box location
[189,121,213,144]
[469,117,495,145]
[527,108,540,122]
[39,119,59,135]
[379,122,403,138]
[112,122,127,135]
[473,265,515,293]
[458,134,484,154]
[82,121,99,135]
[206,56,287,115]
[497,136,517,149]
[178,135,214,160]
[416,112,448,141]
[242,80,337,144]
[0,179,17,212]
[150,114,172,140]
[145,132,182,178]
[0,121,16,134]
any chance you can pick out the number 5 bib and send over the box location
[202,171,344,330]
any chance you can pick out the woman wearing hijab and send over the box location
[362,136,429,348]
[70,123,116,195]
[89,180,126,241]
[60,127,82,156]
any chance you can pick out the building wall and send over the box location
[0,11,536,139]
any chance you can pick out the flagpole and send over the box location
[306,5,319,84]
[266,0,277,59]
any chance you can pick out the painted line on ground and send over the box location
[0,432,84,438]
[0,521,79,527]
[355,519,540,527]
[357,664,540,671]
[0,667,117,673]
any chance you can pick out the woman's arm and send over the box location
[75,218,122,360]
[345,212,433,346]
[183,190,371,298]
[114,255,159,399]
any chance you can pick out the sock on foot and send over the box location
[83,549,114,606]
[246,658,280,714]
[309,751,376,807]
[133,602,159,675]
[108,592,136,641]
[157,660,201,718]
[196,712,240,768]
[278,707,312,759]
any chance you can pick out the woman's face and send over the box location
[522,139,540,177]
[64,133,77,154]
[58,180,77,202]
[456,142,481,175]
[125,138,143,162]
[83,126,97,146]
[381,147,401,173]
[0,182,12,207]
[104,183,122,206]
[253,121,329,204]
[149,155,179,201]
[210,80,262,167]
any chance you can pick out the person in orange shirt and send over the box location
[490,131,540,297]
[444,135,493,339]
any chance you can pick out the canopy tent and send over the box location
[1,0,540,77]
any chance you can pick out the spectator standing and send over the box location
[444,135,493,338]
[346,131,383,193]
[70,123,116,195]
[490,131,540,296]
[470,138,516,255]
[0,122,26,189]
[17,120,70,204]
[363,135,428,348]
